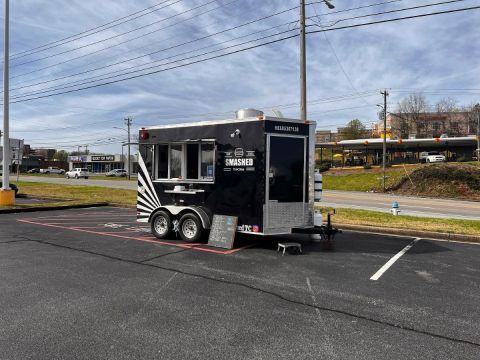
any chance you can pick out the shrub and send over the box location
[316,160,331,173]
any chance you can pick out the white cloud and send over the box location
[0,0,478,152]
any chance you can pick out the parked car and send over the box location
[345,156,364,166]
[106,169,128,177]
[0,182,18,196]
[65,168,89,179]
[27,168,40,173]
[474,149,480,161]
[419,151,446,163]
[39,166,65,174]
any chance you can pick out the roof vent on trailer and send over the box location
[235,108,264,120]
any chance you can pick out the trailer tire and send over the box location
[151,211,172,239]
[179,213,203,243]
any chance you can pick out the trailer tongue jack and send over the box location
[292,211,340,250]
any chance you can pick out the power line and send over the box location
[8,5,480,104]
[308,0,469,28]
[11,91,380,133]
[10,0,179,59]
[306,0,406,14]
[9,0,242,80]
[9,28,299,101]
[9,0,409,83]
[8,7,299,93]
[310,2,373,107]
[11,0,231,68]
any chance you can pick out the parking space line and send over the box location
[370,238,420,281]
[17,219,250,255]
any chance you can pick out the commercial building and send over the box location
[375,112,478,139]
[67,154,138,173]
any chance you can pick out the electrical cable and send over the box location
[10,0,242,80]
[310,2,373,107]
[308,0,469,28]
[9,28,299,100]
[11,0,233,68]
[7,5,480,104]
[10,0,180,59]
[8,8,299,92]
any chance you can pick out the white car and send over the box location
[420,151,446,163]
[65,168,89,179]
[39,166,65,174]
[106,169,128,177]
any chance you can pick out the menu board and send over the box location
[207,215,238,249]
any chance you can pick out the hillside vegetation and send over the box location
[388,163,480,201]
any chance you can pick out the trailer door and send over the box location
[265,134,307,232]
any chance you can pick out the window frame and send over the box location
[153,141,215,183]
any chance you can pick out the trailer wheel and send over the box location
[151,211,172,239]
[179,213,203,242]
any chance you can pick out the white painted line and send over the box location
[370,238,420,281]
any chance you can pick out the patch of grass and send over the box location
[15,181,136,207]
[319,207,480,236]
[323,167,409,192]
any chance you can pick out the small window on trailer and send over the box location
[153,142,215,182]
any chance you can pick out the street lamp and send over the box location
[323,0,335,9]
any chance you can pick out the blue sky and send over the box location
[1,0,479,154]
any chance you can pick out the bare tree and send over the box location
[461,103,479,135]
[395,93,429,138]
[435,97,458,113]
[435,97,461,136]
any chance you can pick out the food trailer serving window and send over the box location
[154,142,215,182]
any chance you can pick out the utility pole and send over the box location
[300,0,307,121]
[84,145,89,155]
[1,0,10,197]
[125,116,132,180]
[381,89,389,192]
[299,0,334,121]
[475,103,480,162]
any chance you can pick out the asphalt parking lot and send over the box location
[1,207,479,359]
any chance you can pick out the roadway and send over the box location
[16,175,480,220]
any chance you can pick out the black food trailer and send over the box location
[137,109,334,242]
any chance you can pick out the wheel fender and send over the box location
[148,206,212,229]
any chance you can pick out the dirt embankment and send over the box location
[389,163,480,201]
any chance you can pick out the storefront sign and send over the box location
[91,155,115,162]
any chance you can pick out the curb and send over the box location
[338,224,480,243]
[0,202,110,214]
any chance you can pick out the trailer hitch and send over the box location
[291,210,341,250]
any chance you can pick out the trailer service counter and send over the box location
[136,110,333,243]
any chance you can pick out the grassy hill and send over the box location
[323,162,480,201]
[388,163,480,201]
